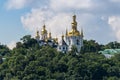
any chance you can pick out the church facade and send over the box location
[35,15,83,53]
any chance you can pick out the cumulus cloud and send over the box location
[50,0,92,11]
[108,16,120,41]
[21,8,53,32]
[6,0,47,10]
[6,0,93,10]
[110,0,120,2]
[7,41,16,50]
[6,0,29,9]
[47,13,72,37]
[21,8,72,38]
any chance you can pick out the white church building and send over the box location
[35,15,84,53]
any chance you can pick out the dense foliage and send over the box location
[0,44,10,56]
[0,35,120,80]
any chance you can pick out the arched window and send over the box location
[76,39,79,45]
[59,47,61,50]
[69,39,71,45]
[63,47,65,50]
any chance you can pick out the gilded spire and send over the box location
[81,28,84,37]
[71,15,77,30]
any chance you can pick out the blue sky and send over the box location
[0,0,31,45]
[1,0,120,48]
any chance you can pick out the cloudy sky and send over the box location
[1,0,120,48]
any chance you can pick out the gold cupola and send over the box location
[41,24,47,35]
[48,32,52,39]
[36,30,40,39]
[54,37,58,43]
[68,15,80,36]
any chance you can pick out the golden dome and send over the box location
[55,38,58,43]
[41,24,47,35]
[53,37,58,43]
[68,29,80,36]
[48,32,52,39]
[36,30,40,39]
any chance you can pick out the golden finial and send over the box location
[62,34,64,40]
[43,24,46,29]
[73,15,76,22]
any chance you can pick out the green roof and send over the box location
[99,49,120,55]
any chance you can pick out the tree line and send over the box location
[0,35,120,80]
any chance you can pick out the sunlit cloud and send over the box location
[108,16,120,41]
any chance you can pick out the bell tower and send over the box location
[65,15,84,53]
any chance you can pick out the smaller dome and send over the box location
[68,29,80,36]
[41,25,47,35]
[48,32,52,39]
[36,30,40,39]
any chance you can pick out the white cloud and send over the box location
[21,8,53,32]
[6,0,33,10]
[50,0,92,11]
[21,8,72,38]
[6,0,93,10]
[47,13,72,38]
[110,0,120,2]
[7,41,16,50]
[108,16,120,41]
[6,0,50,10]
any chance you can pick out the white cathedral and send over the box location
[35,15,84,53]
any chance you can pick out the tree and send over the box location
[81,40,104,53]
[20,35,38,49]
[0,44,10,56]
[104,41,120,49]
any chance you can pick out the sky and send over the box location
[1,0,120,49]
